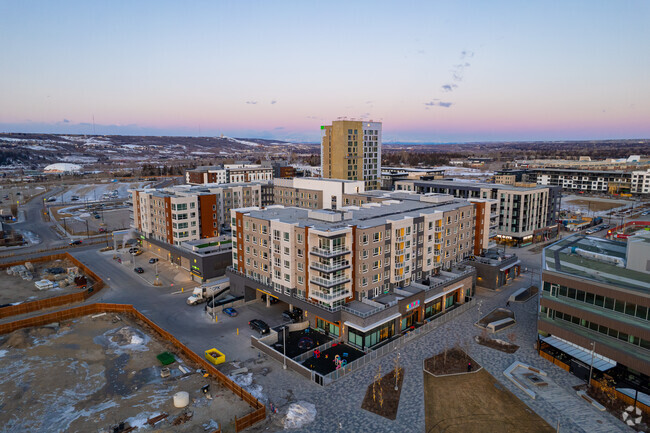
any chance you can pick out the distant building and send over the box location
[273,177,364,210]
[539,233,650,388]
[631,169,650,195]
[185,164,273,185]
[321,120,382,190]
[43,163,82,174]
[261,160,296,179]
[395,179,561,246]
[130,181,273,246]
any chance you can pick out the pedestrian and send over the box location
[506,300,510,307]
[467,362,472,372]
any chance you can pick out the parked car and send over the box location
[133,250,143,256]
[69,240,82,245]
[46,197,56,202]
[133,267,144,274]
[98,227,107,233]
[222,307,238,317]
[148,258,159,264]
[260,294,279,305]
[94,214,101,219]
[128,247,139,254]
[282,310,302,323]
[249,319,270,335]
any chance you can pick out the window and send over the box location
[297,233,303,243]
[373,247,381,256]
[373,232,381,242]
[284,260,290,269]
[283,232,290,241]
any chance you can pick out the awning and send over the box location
[500,260,521,272]
[345,313,401,333]
[425,283,464,304]
[542,335,616,371]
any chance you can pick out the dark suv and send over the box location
[249,319,270,335]
[282,308,303,323]
[260,294,279,305]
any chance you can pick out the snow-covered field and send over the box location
[50,181,148,203]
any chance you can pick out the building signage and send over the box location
[406,300,420,311]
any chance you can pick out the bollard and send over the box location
[237,328,239,335]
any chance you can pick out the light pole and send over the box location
[283,326,287,370]
[588,341,596,388]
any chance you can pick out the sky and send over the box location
[1,1,649,143]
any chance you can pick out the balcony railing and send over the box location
[394,261,407,269]
[310,275,350,288]
[394,248,406,256]
[309,289,351,303]
[434,248,441,256]
[310,246,351,258]
[309,260,350,273]
[434,238,443,244]
[434,226,443,232]
[396,234,408,242]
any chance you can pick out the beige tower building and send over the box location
[321,120,382,190]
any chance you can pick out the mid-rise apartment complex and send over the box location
[396,179,561,246]
[227,195,476,350]
[273,177,365,210]
[539,233,650,390]
[321,120,382,191]
[130,182,273,245]
[186,164,273,185]
[631,169,650,195]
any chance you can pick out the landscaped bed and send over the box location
[301,343,365,375]
[361,367,405,420]
[476,308,515,328]
[0,313,251,432]
[475,335,519,353]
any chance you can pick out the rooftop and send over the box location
[242,196,471,231]
[403,178,550,192]
[543,234,650,294]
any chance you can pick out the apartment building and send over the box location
[227,195,476,349]
[538,233,650,392]
[631,169,650,195]
[131,182,273,246]
[396,179,561,246]
[321,120,382,190]
[185,164,273,185]
[273,177,365,210]
[261,160,296,179]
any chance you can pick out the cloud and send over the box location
[424,101,453,108]
[245,101,257,105]
[441,84,457,92]
[270,100,277,105]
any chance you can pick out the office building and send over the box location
[321,120,382,190]
[395,179,561,246]
[538,233,650,390]
[227,195,476,350]
[185,164,273,185]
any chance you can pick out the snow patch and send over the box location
[0,349,8,358]
[124,412,158,429]
[284,402,316,429]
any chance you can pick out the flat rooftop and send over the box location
[543,234,650,294]
[243,197,470,231]
[405,179,550,192]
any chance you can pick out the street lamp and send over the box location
[283,326,287,370]
[588,341,596,389]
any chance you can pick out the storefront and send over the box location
[345,314,400,350]
[500,260,521,285]
[424,298,442,320]
[315,316,340,337]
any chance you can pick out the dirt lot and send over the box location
[424,368,554,432]
[0,185,47,213]
[0,314,252,432]
[0,257,92,306]
[565,198,626,213]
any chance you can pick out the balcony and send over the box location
[434,226,443,233]
[434,248,441,256]
[310,246,351,258]
[396,234,408,242]
[309,289,351,303]
[434,237,443,244]
[309,260,350,273]
[310,275,351,288]
[394,273,407,282]
[395,248,406,256]
[394,260,407,269]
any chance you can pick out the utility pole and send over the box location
[85,219,90,239]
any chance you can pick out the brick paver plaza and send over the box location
[247,250,632,433]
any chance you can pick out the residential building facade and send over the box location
[321,120,382,190]
[227,195,476,350]
[130,182,273,245]
[273,177,365,210]
[395,179,561,246]
[186,164,273,185]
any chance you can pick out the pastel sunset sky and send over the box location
[1,1,648,142]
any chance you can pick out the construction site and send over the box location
[0,310,256,432]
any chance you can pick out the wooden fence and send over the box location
[591,378,650,415]
[0,303,266,431]
[0,253,105,320]
[539,348,571,372]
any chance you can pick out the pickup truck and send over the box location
[187,277,230,305]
